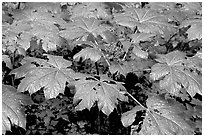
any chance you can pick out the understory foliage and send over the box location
[2,2,202,135]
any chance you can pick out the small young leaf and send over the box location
[2,55,12,69]
[121,105,145,127]
[132,44,148,59]
[73,47,102,63]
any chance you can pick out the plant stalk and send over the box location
[125,91,147,109]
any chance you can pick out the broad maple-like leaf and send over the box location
[121,105,145,127]
[72,75,128,115]
[138,96,193,135]
[4,5,67,52]
[2,84,32,134]
[114,8,176,37]
[180,17,202,40]
[129,32,156,43]
[60,17,112,41]
[10,54,82,99]
[150,51,202,97]
[69,2,112,20]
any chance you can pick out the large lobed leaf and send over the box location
[10,54,82,99]
[114,8,176,37]
[72,75,128,115]
[2,84,32,134]
[137,96,194,135]
[3,3,67,52]
[60,17,112,41]
[150,51,202,97]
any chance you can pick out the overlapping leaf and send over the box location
[2,85,32,134]
[73,41,103,63]
[74,42,102,61]
[10,54,82,99]
[138,96,193,135]
[180,2,202,15]
[147,2,177,11]
[129,32,156,43]
[150,51,202,97]
[72,75,128,115]
[60,17,112,41]
[69,2,112,20]
[2,55,12,69]
[114,8,176,37]
[121,105,145,127]
[3,5,67,52]
[110,59,154,76]
[109,62,133,76]
[132,44,148,59]
[180,17,202,40]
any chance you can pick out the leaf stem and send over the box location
[122,52,127,62]
[94,40,110,67]
[95,62,99,75]
[125,91,147,109]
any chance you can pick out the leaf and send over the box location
[180,2,202,15]
[100,30,117,44]
[73,47,102,63]
[70,2,112,20]
[180,17,202,40]
[10,54,82,99]
[2,55,12,69]
[110,59,154,77]
[132,44,148,59]
[129,32,156,43]
[138,96,193,135]
[114,8,176,37]
[60,17,112,41]
[31,24,61,52]
[73,41,104,63]
[4,5,67,52]
[147,2,177,11]
[121,105,145,127]
[120,40,132,52]
[150,51,202,97]
[109,62,132,76]
[72,75,128,115]
[2,84,32,134]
